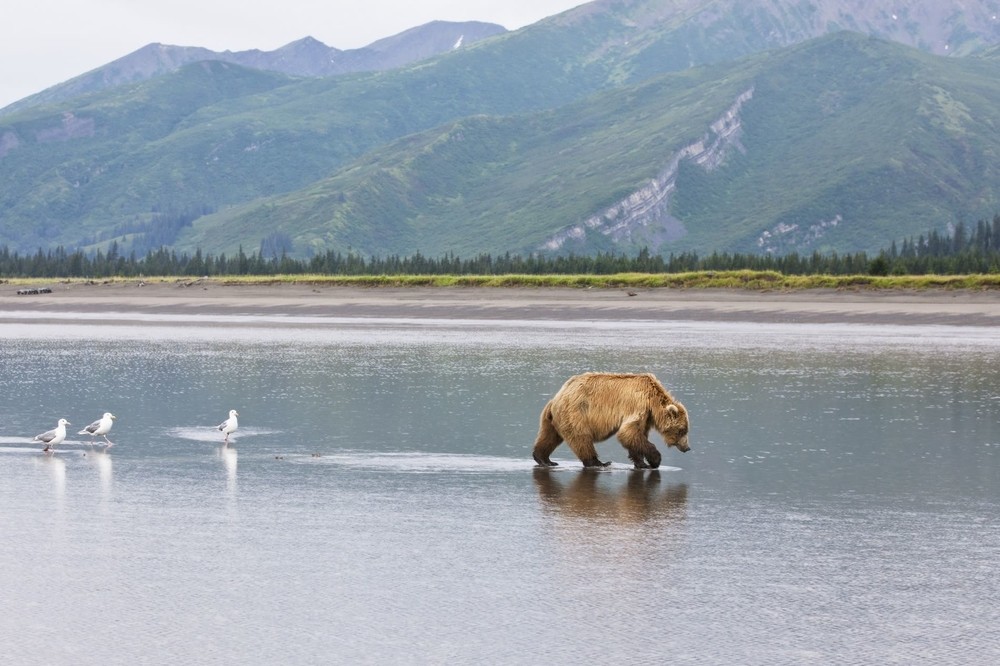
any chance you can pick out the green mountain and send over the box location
[4,0,1000,258]
[0,22,507,117]
[176,33,1000,257]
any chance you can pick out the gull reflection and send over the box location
[533,468,688,524]
[219,445,238,495]
[89,451,113,502]
[37,454,67,505]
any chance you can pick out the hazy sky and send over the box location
[0,0,586,109]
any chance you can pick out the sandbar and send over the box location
[2,280,999,327]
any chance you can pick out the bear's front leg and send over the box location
[618,418,659,470]
[627,449,650,469]
[644,447,661,469]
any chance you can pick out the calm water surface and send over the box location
[1,316,998,664]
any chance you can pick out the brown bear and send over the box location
[532,372,690,469]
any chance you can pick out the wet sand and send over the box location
[2,280,999,326]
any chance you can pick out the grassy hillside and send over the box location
[0,63,300,251]
[177,34,1000,257]
[5,1,1000,257]
[672,34,1000,253]
[176,64,745,256]
[0,20,624,255]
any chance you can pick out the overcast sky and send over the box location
[0,0,586,109]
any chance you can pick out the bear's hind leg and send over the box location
[566,438,610,468]
[532,407,563,467]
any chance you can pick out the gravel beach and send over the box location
[2,279,999,326]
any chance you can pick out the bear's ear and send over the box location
[666,404,679,416]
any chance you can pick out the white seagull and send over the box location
[79,412,117,447]
[217,409,239,445]
[34,418,71,452]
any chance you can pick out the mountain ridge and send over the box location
[5,1,1000,258]
[172,32,1000,258]
[0,21,506,116]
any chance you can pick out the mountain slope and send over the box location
[10,0,999,119]
[0,21,506,116]
[672,34,1000,253]
[0,62,299,251]
[0,12,634,254]
[546,0,1000,84]
[4,0,1000,257]
[176,33,1000,257]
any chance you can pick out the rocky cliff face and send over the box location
[542,87,754,252]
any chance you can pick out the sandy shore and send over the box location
[2,280,1000,326]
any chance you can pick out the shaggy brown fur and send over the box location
[532,372,690,469]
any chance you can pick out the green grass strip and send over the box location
[6,271,1000,290]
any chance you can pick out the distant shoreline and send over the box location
[2,278,999,327]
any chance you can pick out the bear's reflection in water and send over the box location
[533,468,687,525]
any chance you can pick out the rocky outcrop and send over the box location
[542,87,754,252]
[757,214,843,253]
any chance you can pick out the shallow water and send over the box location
[1,316,998,664]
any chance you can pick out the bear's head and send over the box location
[657,401,690,453]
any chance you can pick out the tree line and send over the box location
[2,217,1000,278]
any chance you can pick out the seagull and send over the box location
[217,409,239,446]
[79,412,117,447]
[34,418,70,452]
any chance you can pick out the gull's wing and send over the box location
[80,420,102,435]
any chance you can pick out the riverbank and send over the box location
[2,278,999,326]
